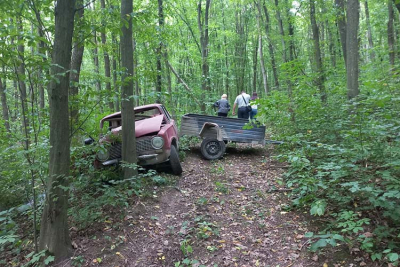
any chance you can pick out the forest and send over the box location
[1,0,400,266]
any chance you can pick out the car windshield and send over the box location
[135,108,161,121]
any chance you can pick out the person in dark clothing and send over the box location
[214,94,230,117]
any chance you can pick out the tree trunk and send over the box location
[364,0,375,61]
[0,77,10,133]
[93,31,102,108]
[262,1,279,89]
[156,0,164,104]
[121,0,137,179]
[16,18,30,150]
[39,0,75,262]
[274,0,287,63]
[335,0,347,64]
[112,34,120,111]
[388,0,396,68]
[310,0,326,102]
[100,0,114,111]
[252,35,258,93]
[346,0,360,99]
[255,0,269,94]
[198,0,211,113]
[70,0,85,133]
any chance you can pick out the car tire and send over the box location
[200,138,226,160]
[169,145,183,175]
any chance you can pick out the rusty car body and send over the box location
[93,104,182,175]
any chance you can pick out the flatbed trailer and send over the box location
[180,113,266,159]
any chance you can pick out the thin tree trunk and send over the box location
[274,0,287,62]
[93,31,102,109]
[121,0,137,179]
[112,34,120,111]
[0,77,10,133]
[39,0,75,262]
[388,0,396,68]
[155,0,164,104]
[17,18,30,150]
[310,0,326,102]
[255,0,269,94]
[346,0,360,99]
[364,0,375,61]
[252,35,258,93]
[335,0,347,64]
[70,0,85,133]
[100,0,114,111]
[262,1,279,88]
[198,0,211,113]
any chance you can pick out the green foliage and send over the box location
[258,72,400,262]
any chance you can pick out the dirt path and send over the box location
[76,144,371,267]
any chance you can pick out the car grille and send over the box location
[108,138,153,160]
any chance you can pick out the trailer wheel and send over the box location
[201,138,226,160]
[169,145,183,175]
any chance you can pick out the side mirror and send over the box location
[84,137,94,145]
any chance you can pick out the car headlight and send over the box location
[96,149,109,162]
[151,136,164,149]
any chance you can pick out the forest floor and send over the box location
[70,144,379,267]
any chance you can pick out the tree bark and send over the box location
[100,0,114,111]
[388,0,396,68]
[310,0,326,102]
[274,0,287,63]
[70,0,85,133]
[335,0,347,64]
[252,35,258,93]
[16,18,30,150]
[0,77,10,133]
[262,1,279,88]
[112,33,120,111]
[255,0,269,94]
[198,0,211,113]
[92,31,102,109]
[346,0,360,99]
[39,0,75,262]
[155,0,164,104]
[121,0,137,179]
[364,0,375,61]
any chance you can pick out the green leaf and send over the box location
[304,232,314,238]
[388,253,399,262]
[44,256,55,265]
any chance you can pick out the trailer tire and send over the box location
[201,138,226,160]
[169,145,183,175]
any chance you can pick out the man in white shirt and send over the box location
[232,91,251,119]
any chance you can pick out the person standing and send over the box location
[214,94,230,117]
[232,91,251,119]
[250,92,258,120]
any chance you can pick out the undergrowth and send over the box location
[257,79,400,265]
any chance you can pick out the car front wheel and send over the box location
[169,145,183,175]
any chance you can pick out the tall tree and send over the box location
[70,0,85,132]
[121,0,137,179]
[262,1,279,88]
[310,0,326,102]
[388,0,395,68]
[346,0,360,99]
[335,0,347,64]
[39,0,75,262]
[364,0,375,61]
[198,0,211,112]
[156,0,164,104]
[0,77,10,133]
[101,0,114,111]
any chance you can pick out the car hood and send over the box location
[111,114,164,137]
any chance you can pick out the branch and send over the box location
[166,61,202,108]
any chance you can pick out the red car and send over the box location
[92,104,182,175]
